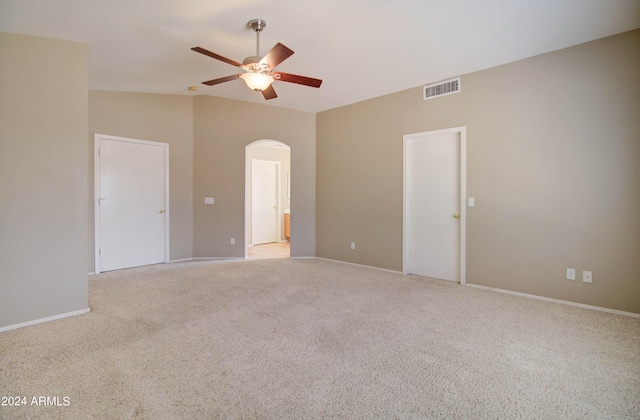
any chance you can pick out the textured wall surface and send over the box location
[0,33,89,328]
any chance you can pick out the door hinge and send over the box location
[98,249,101,256]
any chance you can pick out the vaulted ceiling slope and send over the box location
[1,0,639,112]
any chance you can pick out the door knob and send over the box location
[453,213,460,219]
[158,209,165,214]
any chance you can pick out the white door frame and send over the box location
[402,126,466,284]
[94,134,170,274]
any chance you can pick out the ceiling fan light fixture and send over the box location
[240,72,274,91]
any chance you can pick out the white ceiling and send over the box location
[1,0,639,113]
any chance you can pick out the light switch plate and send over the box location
[583,271,592,283]
[204,197,214,205]
[468,197,475,207]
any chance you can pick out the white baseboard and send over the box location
[88,272,95,275]
[315,257,403,274]
[0,308,91,333]
[290,256,315,260]
[191,257,245,261]
[168,258,193,263]
[466,284,640,319]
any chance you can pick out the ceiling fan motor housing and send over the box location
[242,56,267,72]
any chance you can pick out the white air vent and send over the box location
[423,77,461,100]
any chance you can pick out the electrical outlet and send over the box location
[350,242,356,250]
[566,268,575,280]
[230,238,235,245]
[583,270,592,283]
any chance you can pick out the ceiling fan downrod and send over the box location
[247,19,266,57]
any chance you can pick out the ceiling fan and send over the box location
[191,19,322,100]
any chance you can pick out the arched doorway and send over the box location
[245,140,291,259]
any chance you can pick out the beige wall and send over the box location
[88,91,194,270]
[193,96,315,258]
[246,143,291,245]
[0,33,88,328]
[317,29,640,313]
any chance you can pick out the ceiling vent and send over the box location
[423,77,461,100]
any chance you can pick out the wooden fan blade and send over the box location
[202,74,241,86]
[192,47,242,67]
[262,85,278,100]
[259,43,294,70]
[274,72,322,88]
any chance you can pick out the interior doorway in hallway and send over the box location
[245,139,291,259]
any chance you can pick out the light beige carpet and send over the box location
[1,259,639,419]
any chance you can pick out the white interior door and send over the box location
[404,128,465,282]
[252,159,279,245]
[95,135,168,272]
